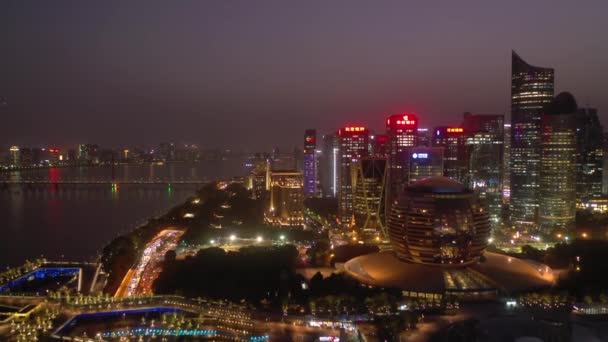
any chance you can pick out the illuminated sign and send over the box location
[344,126,366,132]
[412,153,428,159]
[396,114,416,126]
[446,127,464,133]
[305,136,315,143]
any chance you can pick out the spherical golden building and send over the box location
[344,177,554,299]
[387,177,490,265]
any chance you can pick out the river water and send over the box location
[0,160,246,268]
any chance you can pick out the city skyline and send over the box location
[1,1,607,150]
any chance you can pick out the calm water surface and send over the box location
[0,161,245,268]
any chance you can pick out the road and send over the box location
[114,229,184,298]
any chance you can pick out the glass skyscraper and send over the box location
[575,108,604,202]
[353,157,387,237]
[338,126,369,226]
[539,92,577,233]
[510,51,554,229]
[463,113,505,233]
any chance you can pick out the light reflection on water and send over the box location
[0,161,245,267]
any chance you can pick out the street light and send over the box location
[210,239,216,245]
[279,235,285,241]
[256,236,263,243]
[229,234,236,242]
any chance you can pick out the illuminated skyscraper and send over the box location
[318,133,339,197]
[510,51,554,229]
[353,157,387,237]
[463,113,504,232]
[539,92,577,233]
[266,170,304,227]
[503,124,511,203]
[386,114,418,212]
[432,126,468,183]
[338,126,369,226]
[575,108,603,202]
[303,129,317,197]
[9,146,20,168]
[248,153,270,200]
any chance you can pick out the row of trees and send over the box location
[512,240,608,299]
[99,183,220,294]
[153,244,403,316]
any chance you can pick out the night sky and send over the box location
[1,0,607,150]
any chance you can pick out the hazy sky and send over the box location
[1,0,607,150]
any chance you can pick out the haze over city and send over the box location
[1,0,607,149]
[3,1,608,341]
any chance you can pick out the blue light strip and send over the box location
[55,307,184,335]
[0,268,80,292]
[101,328,217,337]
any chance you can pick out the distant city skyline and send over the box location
[1,1,607,150]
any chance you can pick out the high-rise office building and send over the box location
[539,92,577,233]
[432,126,468,183]
[353,157,387,237]
[386,114,418,209]
[338,126,369,226]
[370,134,388,157]
[266,170,304,227]
[503,124,511,203]
[9,146,20,168]
[463,113,504,231]
[510,51,554,229]
[575,108,603,202]
[303,129,318,197]
[463,113,504,134]
[417,128,431,147]
[248,154,270,200]
[19,147,32,167]
[404,147,444,183]
[318,133,339,197]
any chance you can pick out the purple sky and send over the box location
[1,0,607,150]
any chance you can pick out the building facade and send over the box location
[387,177,490,265]
[353,157,388,237]
[386,114,418,212]
[575,108,603,202]
[404,147,444,184]
[432,126,468,184]
[9,146,20,168]
[510,51,554,229]
[266,170,304,227]
[539,92,577,233]
[503,123,511,203]
[318,133,339,197]
[338,126,369,226]
[303,129,318,197]
[463,113,504,232]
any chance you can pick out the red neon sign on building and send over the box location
[387,113,418,127]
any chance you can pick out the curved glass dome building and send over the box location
[387,177,490,265]
[344,177,554,299]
